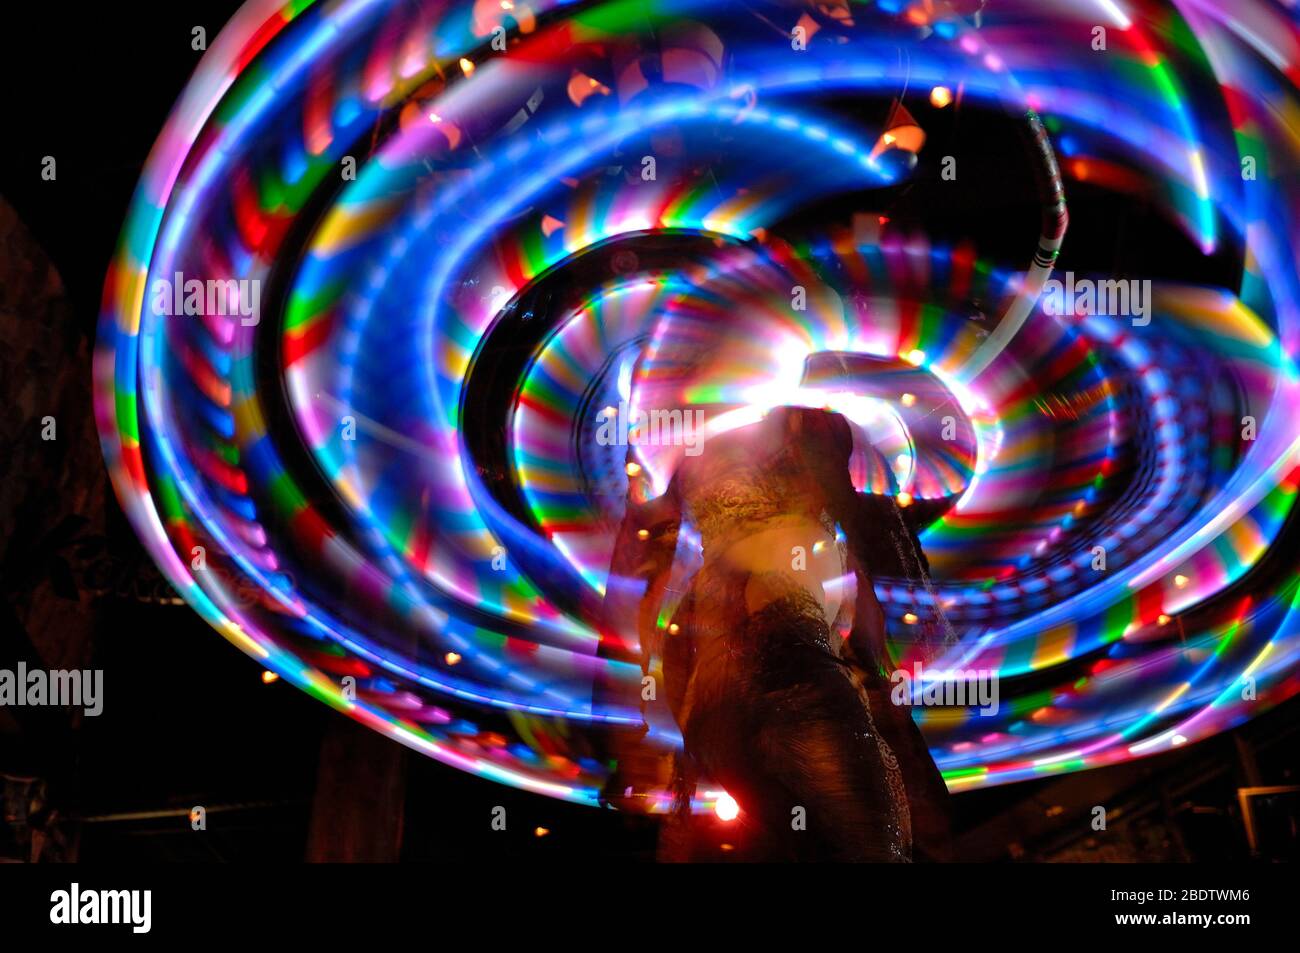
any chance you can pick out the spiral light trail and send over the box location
[97,0,1300,806]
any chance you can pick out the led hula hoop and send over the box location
[97,0,1300,806]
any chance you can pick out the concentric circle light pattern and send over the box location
[98,0,1300,806]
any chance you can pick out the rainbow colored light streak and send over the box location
[97,0,1300,804]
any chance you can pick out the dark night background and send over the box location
[0,1,1296,863]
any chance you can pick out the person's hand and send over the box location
[624,447,650,505]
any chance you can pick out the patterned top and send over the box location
[677,429,841,560]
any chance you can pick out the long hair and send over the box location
[777,406,956,667]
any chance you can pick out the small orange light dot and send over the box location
[637,529,650,540]
[900,392,916,407]
[896,491,913,508]
[1174,574,1189,589]
[445,652,462,665]
[930,86,953,109]
[904,349,925,366]
[668,623,680,635]
[903,612,919,625]
[459,57,476,77]
[1158,614,1171,626]
[626,462,642,477]
[534,826,550,837]
[261,670,279,684]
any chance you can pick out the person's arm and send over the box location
[596,453,683,808]
[838,491,927,674]
[603,456,683,673]
[832,487,954,859]
[826,460,954,859]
